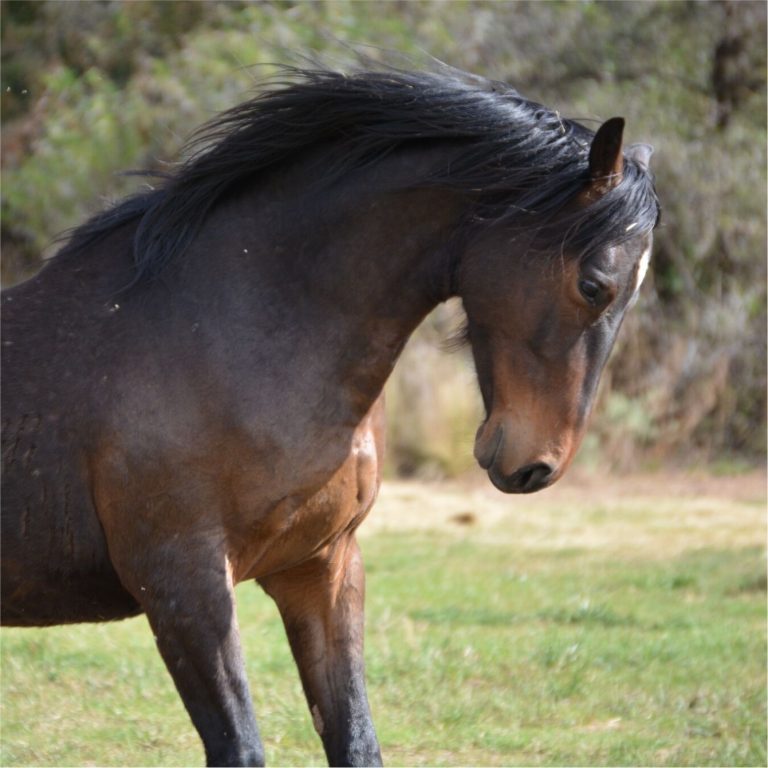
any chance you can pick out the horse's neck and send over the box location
[178,167,462,423]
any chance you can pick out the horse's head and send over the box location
[459,118,657,493]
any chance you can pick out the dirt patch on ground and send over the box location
[360,468,766,558]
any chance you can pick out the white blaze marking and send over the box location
[632,246,652,297]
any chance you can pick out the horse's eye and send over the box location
[578,278,603,305]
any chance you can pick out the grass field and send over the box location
[1,470,765,767]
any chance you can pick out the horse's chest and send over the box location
[232,419,381,582]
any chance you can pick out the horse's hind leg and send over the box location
[108,534,264,767]
[260,534,381,767]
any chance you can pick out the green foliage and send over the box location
[1,0,765,468]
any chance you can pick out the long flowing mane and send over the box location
[60,65,660,281]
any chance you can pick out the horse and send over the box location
[1,65,659,766]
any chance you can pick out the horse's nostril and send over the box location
[518,462,553,492]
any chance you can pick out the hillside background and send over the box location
[2,0,765,475]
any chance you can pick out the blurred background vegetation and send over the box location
[2,0,765,476]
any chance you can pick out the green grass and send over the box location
[2,535,765,766]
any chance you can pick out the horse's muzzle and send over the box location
[474,419,559,494]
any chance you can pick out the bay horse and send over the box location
[1,66,659,766]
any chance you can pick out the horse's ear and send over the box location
[626,142,654,171]
[587,117,625,195]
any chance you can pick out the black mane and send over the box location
[60,66,660,281]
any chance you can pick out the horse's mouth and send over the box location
[487,460,555,494]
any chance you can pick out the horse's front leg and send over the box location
[108,533,264,767]
[260,535,381,767]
